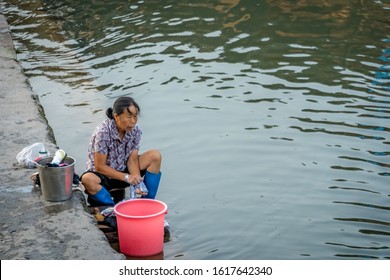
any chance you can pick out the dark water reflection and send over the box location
[1,0,389,259]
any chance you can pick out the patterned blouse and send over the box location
[86,118,142,172]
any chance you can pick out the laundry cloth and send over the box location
[130,181,148,199]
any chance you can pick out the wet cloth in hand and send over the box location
[130,181,148,199]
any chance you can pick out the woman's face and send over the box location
[114,105,138,134]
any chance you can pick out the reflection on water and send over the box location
[2,0,389,259]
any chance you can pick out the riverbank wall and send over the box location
[0,8,123,260]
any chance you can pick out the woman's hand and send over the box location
[125,173,142,185]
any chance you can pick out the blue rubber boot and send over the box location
[88,186,115,206]
[144,171,161,199]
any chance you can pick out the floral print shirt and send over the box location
[86,118,142,172]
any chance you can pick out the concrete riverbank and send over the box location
[0,9,124,260]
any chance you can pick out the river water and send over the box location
[1,0,389,260]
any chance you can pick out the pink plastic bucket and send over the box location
[114,199,168,256]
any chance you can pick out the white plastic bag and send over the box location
[16,142,50,168]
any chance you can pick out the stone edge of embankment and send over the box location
[0,6,124,260]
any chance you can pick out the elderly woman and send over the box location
[80,96,162,206]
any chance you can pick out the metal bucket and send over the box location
[36,156,75,202]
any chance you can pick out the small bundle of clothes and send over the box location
[130,181,148,199]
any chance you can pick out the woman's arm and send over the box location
[94,152,129,182]
[127,149,142,185]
